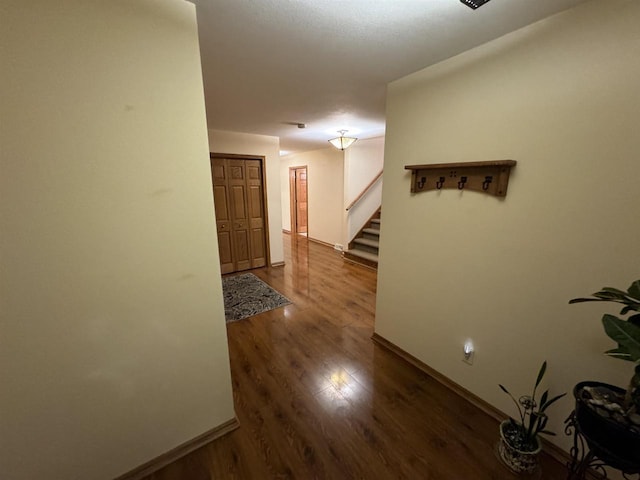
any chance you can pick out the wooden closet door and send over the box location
[211,158,235,274]
[245,159,266,268]
[210,157,267,273]
[227,159,252,271]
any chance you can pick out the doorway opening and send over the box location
[289,166,308,237]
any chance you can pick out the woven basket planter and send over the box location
[498,420,542,475]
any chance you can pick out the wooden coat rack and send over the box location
[404,160,516,197]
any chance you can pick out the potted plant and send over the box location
[569,279,640,471]
[498,361,566,474]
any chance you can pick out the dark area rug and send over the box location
[222,273,292,323]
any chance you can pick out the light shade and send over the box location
[460,0,491,9]
[328,130,357,150]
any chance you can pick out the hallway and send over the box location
[148,234,568,479]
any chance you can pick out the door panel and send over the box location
[217,231,233,265]
[251,228,265,261]
[230,185,247,220]
[233,228,251,271]
[247,164,261,181]
[248,186,262,219]
[213,185,230,221]
[212,163,226,182]
[297,202,307,232]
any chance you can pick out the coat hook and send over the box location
[436,176,445,189]
[458,176,467,189]
[482,175,493,191]
[417,176,426,190]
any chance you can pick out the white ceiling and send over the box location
[192,0,589,154]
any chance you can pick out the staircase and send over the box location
[343,210,381,269]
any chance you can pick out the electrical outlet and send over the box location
[334,244,343,251]
[463,342,474,365]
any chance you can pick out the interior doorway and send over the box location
[210,154,269,274]
[289,166,308,236]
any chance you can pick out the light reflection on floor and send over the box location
[314,366,372,413]
[330,368,351,389]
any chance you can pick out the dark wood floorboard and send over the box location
[145,233,568,479]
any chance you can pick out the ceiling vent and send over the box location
[460,0,491,9]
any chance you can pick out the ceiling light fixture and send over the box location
[328,130,358,151]
[460,0,491,9]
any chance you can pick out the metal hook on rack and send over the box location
[482,175,493,191]
[458,176,467,190]
[417,176,426,190]
[436,177,445,189]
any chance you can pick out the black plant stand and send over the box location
[565,411,640,480]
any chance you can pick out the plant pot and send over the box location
[498,420,542,475]
[574,381,640,473]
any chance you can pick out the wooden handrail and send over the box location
[345,170,383,211]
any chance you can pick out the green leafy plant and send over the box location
[499,361,566,451]
[569,279,640,414]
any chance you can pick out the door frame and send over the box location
[210,152,271,268]
[289,165,308,236]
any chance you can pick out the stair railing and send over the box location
[345,170,383,211]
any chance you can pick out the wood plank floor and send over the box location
[146,234,569,480]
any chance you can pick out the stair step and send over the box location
[353,237,379,249]
[351,241,378,255]
[362,228,380,237]
[370,218,380,225]
[345,249,379,262]
[343,250,378,269]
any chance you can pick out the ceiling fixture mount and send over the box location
[283,121,307,129]
[460,0,491,9]
[328,130,358,151]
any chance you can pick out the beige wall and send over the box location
[0,1,235,479]
[377,0,640,454]
[208,129,284,265]
[344,136,385,204]
[281,148,345,247]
